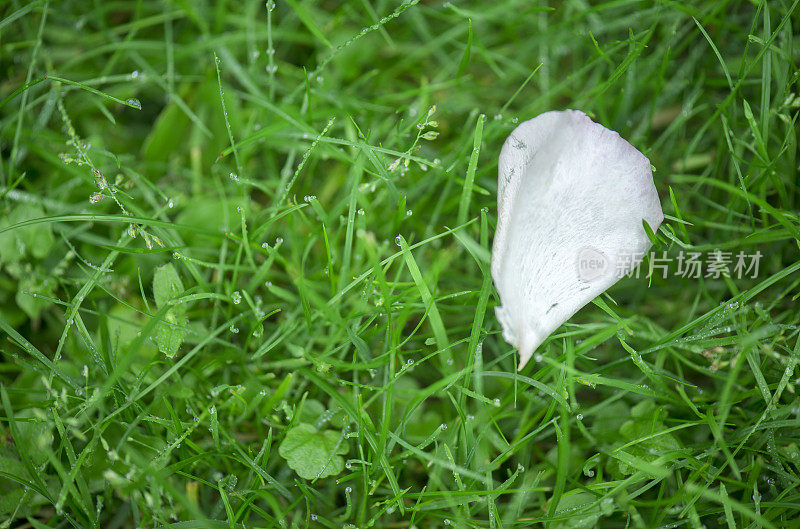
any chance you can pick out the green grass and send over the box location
[1,0,799,527]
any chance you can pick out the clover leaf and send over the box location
[278,423,348,480]
[615,400,680,476]
[153,263,186,357]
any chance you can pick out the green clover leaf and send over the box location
[153,263,186,357]
[278,423,348,480]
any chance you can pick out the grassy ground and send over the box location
[1,0,799,527]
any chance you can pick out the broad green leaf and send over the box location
[615,400,680,476]
[0,487,25,516]
[0,212,22,263]
[142,87,191,163]
[14,420,53,466]
[551,491,602,529]
[296,399,325,423]
[278,423,348,480]
[15,274,54,319]
[153,263,186,357]
[1,205,56,262]
[0,455,30,482]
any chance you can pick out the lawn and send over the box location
[1,0,799,527]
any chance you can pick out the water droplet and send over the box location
[493,398,501,407]
[576,413,583,421]
[126,98,141,110]
[395,235,402,246]
[168,198,174,208]
[275,237,283,244]
[232,291,242,304]
[406,209,413,216]
[534,354,543,363]
[229,172,239,182]
[440,423,447,430]
[230,324,239,334]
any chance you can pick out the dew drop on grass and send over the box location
[406,209,413,216]
[168,198,174,208]
[493,398,501,407]
[232,291,242,304]
[395,235,402,246]
[229,172,239,182]
[576,413,583,421]
[126,98,142,110]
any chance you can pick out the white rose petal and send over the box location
[492,109,664,369]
